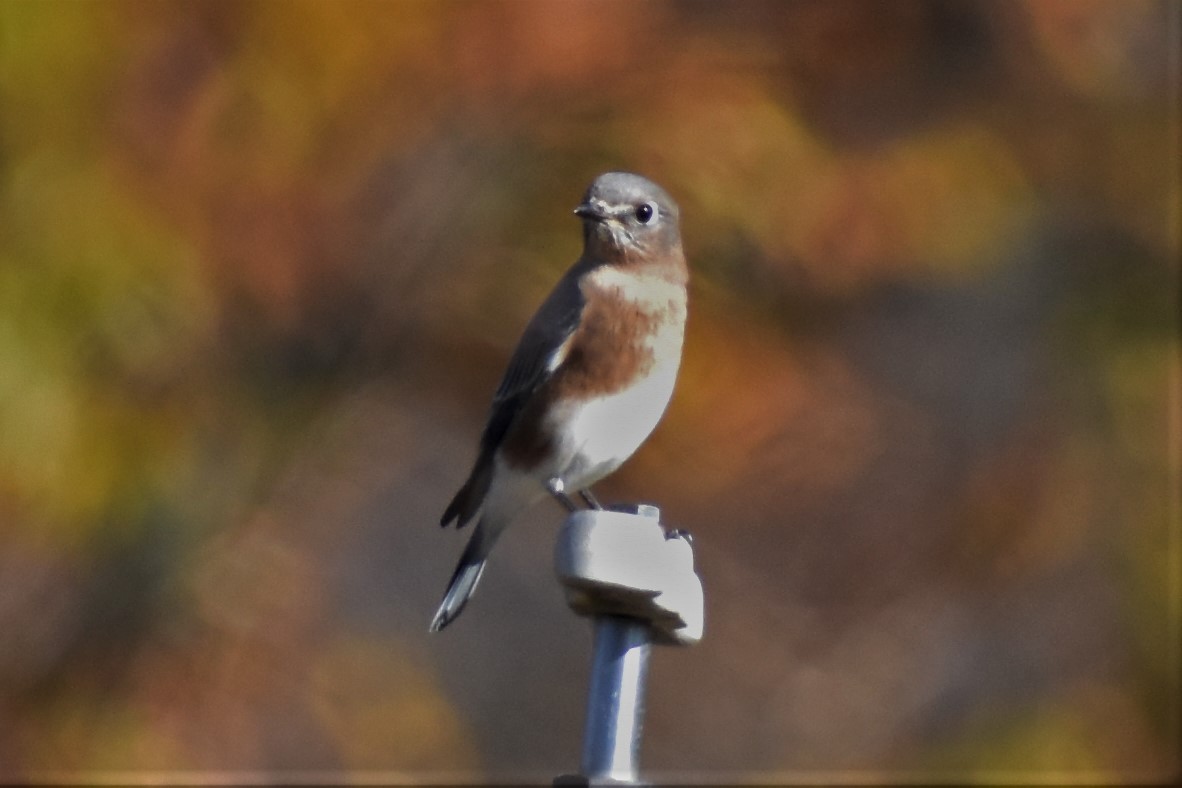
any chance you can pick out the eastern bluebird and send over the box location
[430,172,688,632]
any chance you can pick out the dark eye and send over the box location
[634,202,656,224]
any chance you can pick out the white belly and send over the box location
[549,357,680,490]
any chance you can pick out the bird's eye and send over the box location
[634,202,657,224]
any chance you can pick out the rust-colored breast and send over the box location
[499,266,687,471]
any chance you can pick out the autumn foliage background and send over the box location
[0,0,1178,782]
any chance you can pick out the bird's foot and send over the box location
[547,478,579,512]
[579,489,604,510]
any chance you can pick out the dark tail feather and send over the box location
[441,453,493,529]
[429,526,492,632]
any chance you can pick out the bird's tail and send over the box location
[429,523,495,632]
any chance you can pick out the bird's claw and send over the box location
[547,478,579,512]
[579,489,604,510]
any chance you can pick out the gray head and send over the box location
[573,172,682,262]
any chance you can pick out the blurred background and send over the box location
[0,0,1178,783]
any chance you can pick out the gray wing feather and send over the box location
[441,261,588,530]
[478,267,586,452]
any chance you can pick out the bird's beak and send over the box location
[573,200,610,222]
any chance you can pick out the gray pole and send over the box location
[553,504,704,787]
[580,616,652,782]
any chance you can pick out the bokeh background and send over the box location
[0,0,1178,783]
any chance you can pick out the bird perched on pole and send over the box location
[430,172,689,632]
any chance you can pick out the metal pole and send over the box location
[553,503,701,786]
[579,616,652,784]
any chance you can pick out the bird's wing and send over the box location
[479,267,586,453]
[441,265,587,529]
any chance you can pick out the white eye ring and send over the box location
[634,202,658,224]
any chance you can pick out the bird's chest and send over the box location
[557,268,686,397]
[548,280,685,486]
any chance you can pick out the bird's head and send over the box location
[574,172,682,266]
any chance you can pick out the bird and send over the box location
[429,171,689,632]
